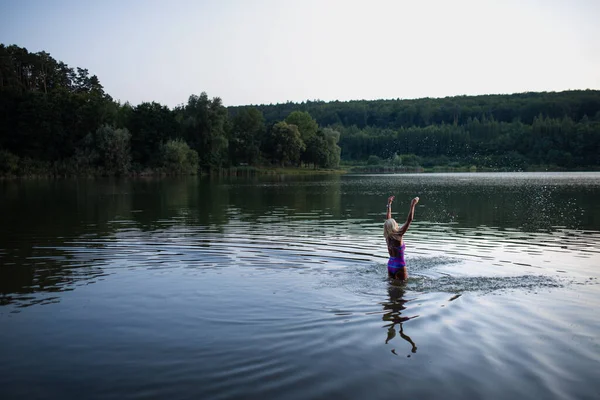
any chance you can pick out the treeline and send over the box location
[336,115,600,169]
[231,90,600,128]
[1,43,600,176]
[0,44,340,176]
[232,92,600,170]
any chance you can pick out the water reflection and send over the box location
[382,284,418,354]
[1,173,599,311]
[343,172,600,231]
[0,252,107,309]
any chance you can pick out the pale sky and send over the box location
[1,0,599,107]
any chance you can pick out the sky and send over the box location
[1,0,599,107]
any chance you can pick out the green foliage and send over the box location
[400,154,421,167]
[305,134,328,168]
[1,43,600,175]
[230,107,265,165]
[161,139,199,175]
[79,125,131,175]
[285,111,318,142]
[180,93,229,169]
[127,102,178,166]
[267,122,306,166]
[234,90,600,128]
[367,155,381,165]
[0,149,19,175]
[0,44,116,168]
[421,155,450,168]
[285,111,321,165]
[16,157,52,176]
[321,128,341,168]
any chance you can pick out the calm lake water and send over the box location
[1,172,599,400]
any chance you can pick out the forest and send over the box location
[1,43,599,176]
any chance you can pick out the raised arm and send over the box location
[397,197,419,235]
[386,196,395,219]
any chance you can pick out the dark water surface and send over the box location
[1,172,599,399]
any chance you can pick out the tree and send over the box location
[230,107,264,165]
[126,102,178,166]
[285,111,319,165]
[367,155,381,165]
[79,125,131,175]
[0,149,19,175]
[161,139,199,174]
[285,111,318,142]
[305,134,328,168]
[305,128,341,168]
[180,93,229,169]
[322,128,341,168]
[3,43,600,173]
[268,122,305,166]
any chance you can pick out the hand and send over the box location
[387,195,395,205]
[411,197,419,206]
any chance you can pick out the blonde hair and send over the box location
[384,218,400,239]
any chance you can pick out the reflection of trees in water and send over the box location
[0,179,133,309]
[128,177,230,230]
[0,177,248,308]
[81,175,594,234]
[0,176,293,308]
[1,175,596,309]
[223,174,344,222]
[381,284,418,354]
[0,258,106,309]
[345,179,595,231]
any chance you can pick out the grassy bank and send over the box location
[0,164,349,179]
[212,166,348,176]
[3,161,598,179]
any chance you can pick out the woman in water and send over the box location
[384,195,419,280]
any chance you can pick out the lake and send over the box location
[1,172,599,400]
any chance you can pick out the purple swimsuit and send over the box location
[387,242,406,276]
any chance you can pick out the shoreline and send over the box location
[2,165,600,179]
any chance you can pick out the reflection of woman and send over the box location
[382,285,417,353]
[384,195,419,280]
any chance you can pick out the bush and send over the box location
[95,125,132,175]
[390,153,402,166]
[18,157,51,176]
[367,155,381,165]
[0,149,20,175]
[400,154,421,167]
[161,139,199,174]
[77,125,132,175]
